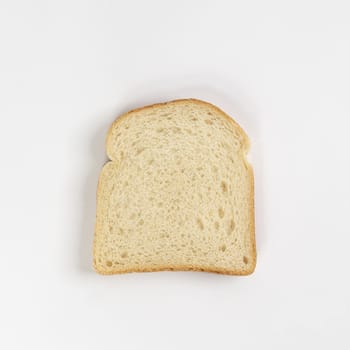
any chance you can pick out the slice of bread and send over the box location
[93,99,256,275]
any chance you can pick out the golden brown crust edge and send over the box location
[93,98,256,276]
[93,264,255,276]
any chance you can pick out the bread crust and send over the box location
[93,99,256,275]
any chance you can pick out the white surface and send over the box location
[0,1,349,349]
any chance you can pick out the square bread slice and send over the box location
[93,99,256,275]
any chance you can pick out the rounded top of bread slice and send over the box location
[106,99,250,162]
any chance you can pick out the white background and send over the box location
[0,1,349,349]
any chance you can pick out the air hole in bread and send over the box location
[218,207,225,218]
[106,260,113,267]
[243,256,249,264]
[121,252,128,258]
[196,218,204,230]
[205,119,213,125]
[228,219,235,234]
[221,181,228,193]
[136,147,145,155]
[219,244,226,252]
